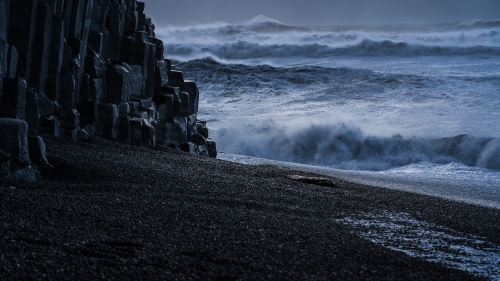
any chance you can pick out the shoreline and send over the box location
[1,135,499,280]
[218,152,500,210]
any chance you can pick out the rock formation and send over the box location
[0,0,217,182]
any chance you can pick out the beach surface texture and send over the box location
[1,135,499,280]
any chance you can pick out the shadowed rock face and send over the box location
[0,0,216,182]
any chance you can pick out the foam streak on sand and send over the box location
[337,212,500,280]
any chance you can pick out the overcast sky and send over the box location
[143,0,500,27]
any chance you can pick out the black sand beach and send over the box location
[1,135,499,280]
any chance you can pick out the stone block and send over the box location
[60,42,73,76]
[140,98,155,120]
[141,113,155,147]
[77,101,97,128]
[154,121,170,147]
[55,0,65,17]
[145,16,154,37]
[105,63,131,103]
[156,101,172,121]
[196,120,209,139]
[118,102,130,118]
[81,75,103,102]
[165,59,173,71]
[65,0,90,41]
[62,0,74,38]
[59,73,77,109]
[128,101,142,117]
[154,59,168,94]
[183,81,200,116]
[119,35,135,64]
[0,118,30,168]
[99,27,109,59]
[206,138,217,158]
[62,0,89,94]
[115,116,127,143]
[41,0,57,15]
[198,147,209,157]
[84,55,104,78]
[0,149,9,177]
[107,0,125,61]
[88,30,103,54]
[136,1,146,31]
[59,127,79,140]
[154,86,179,103]
[149,37,164,60]
[124,0,138,34]
[69,0,85,40]
[178,92,190,117]
[8,0,38,78]
[0,0,8,47]
[127,117,142,146]
[39,115,60,137]
[187,115,198,138]
[123,63,143,100]
[0,44,5,93]
[179,142,198,154]
[120,32,149,96]
[90,78,103,101]
[154,86,179,120]
[68,37,83,58]
[155,117,188,147]
[25,88,39,135]
[77,128,91,141]
[37,91,61,117]
[6,44,18,79]
[145,43,156,98]
[98,0,110,33]
[28,136,54,174]
[190,132,207,147]
[46,16,65,101]
[1,77,26,120]
[168,70,184,88]
[95,102,119,140]
[27,2,52,93]
[74,0,95,104]
[90,0,101,31]
[59,109,80,129]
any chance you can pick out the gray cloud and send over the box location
[143,0,500,26]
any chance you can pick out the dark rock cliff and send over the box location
[0,0,217,182]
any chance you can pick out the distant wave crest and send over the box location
[165,39,500,60]
[159,16,500,60]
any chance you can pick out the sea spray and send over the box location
[214,119,500,171]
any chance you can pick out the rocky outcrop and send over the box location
[0,0,216,182]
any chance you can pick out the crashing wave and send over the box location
[214,122,500,171]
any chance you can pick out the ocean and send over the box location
[157,16,500,208]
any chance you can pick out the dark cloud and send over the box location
[143,0,500,26]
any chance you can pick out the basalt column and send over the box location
[0,0,217,182]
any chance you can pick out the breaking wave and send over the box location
[214,122,500,171]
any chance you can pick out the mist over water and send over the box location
[158,16,500,175]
